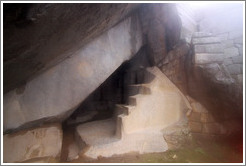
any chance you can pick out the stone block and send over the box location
[216,33,228,41]
[232,56,243,64]
[221,40,234,48]
[192,32,212,38]
[202,123,226,135]
[194,53,224,64]
[194,44,223,53]
[192,37,220,45]
[188,112,201,122]
[227,64,242,75]
[3,124,63,163]
[200,113,215,123]
[224,47,239,58]
[3,15,143,132]
[223,58,233,66]
[189,122,202,133]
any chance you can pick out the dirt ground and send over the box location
[60,126,243,163]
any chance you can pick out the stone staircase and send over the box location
[75,66,191,159]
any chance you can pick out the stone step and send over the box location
[142,69,156,83]
[75,119,120,148]
[115,115,124,139]
[192,32,213,38]
[124,68,156,85]
[127,96,137,106]
[192,37,221,45]
[115,104,135,116]
[127,84,151,96]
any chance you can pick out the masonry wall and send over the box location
[199,3,243,85]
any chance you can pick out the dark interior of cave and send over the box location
[63,46,152,127]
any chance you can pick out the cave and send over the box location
[2,2,244,163]
[64,46,151,127]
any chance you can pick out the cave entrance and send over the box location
[60,46,152,161]
[63,46,151,127]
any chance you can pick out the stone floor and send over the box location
[62,127,242,163]
[75,118,168,159]
[60,123,243,163]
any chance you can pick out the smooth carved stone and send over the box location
[3,123,63,163]
[3,15,143,132]
[75,67,191,159]
[3,4,139,94]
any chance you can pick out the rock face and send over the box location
[3,4,139,94]
[159,41,191,93]
[3,123,63,163]
[139,4,181,65]
[3,14,143,133]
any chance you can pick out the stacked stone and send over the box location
[218,31,243,85]
[186,96,226,136]
[189,32,243,137]
[192,32,224,65]
[192,32,243,85]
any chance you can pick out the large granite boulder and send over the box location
[3,4,139,94]
[3,14,143,133]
